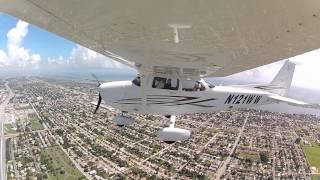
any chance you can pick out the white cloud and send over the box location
[70,45,124,68]
[229,60,284,83]
[227,49,320,90]
[0,20,41,69]
[48,45,129,69]
[0,50,8,66]
[48,56,65,66]
[7,20,28,47]
[290,50,320,89]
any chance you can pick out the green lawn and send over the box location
[40,146,86,180]
[302,144,320,172]
[30,117,44,130]
[207,128,219,135]
[4,124,16,134]
[238,152,260,161]
[313,175,320,180]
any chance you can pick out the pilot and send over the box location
[155,78,165,89]
[194,82,201,91]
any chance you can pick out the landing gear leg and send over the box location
[169,115,176,128]
[165,115,177,144]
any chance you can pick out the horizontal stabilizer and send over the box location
[269,95,308,105]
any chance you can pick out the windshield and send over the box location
[204,80,215,88]
[132,76,141,86]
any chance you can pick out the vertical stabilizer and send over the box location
[268,61,295,96]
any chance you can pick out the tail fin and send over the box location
[268,61,295,96]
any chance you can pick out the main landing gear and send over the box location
[112,113,190,144]
[157,115,191,144]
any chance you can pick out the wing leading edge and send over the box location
[1,0,320,76]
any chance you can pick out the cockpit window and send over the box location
[181,80,206,91]
[132,76,141,86]
[152,77,179,90]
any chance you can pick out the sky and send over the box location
[0,13,320,92]
[0,14,134,77]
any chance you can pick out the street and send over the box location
[214,114,248,180]
[0,81,14,180]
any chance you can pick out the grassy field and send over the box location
[4,124,16,135]
[238,152,260,161]
[313,175,320,180]
[302,144,320,173]
[207,128,219,135]
[30,117,44,130]
[40,146,86,180]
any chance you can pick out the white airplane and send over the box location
[93,60,306,143]
[1,0,318,143]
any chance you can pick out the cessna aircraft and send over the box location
[1,0,319,143]
[92,60,306,143]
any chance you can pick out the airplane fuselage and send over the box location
[99,77,274,115]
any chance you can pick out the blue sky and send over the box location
[0,14,74,60]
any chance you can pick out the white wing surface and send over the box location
[1,0,320,76]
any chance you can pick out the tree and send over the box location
[245,158,253,165]
[147,175,157,180]
[259,152,269,164]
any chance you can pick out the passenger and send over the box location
[165,79,172,89]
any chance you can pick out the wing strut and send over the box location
[139,67,150,112]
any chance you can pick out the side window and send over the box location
[166,78,179,90]
[152,77,179,90]
[152,77,166,89]
[182,80,205,91]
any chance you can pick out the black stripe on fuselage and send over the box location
[113,95,216,107]
[254,85,286,90]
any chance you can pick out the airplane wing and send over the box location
[269,95,308,105]
[1,0,320,77]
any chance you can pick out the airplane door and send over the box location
[179,80,213,110]
[146,76,180,113]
